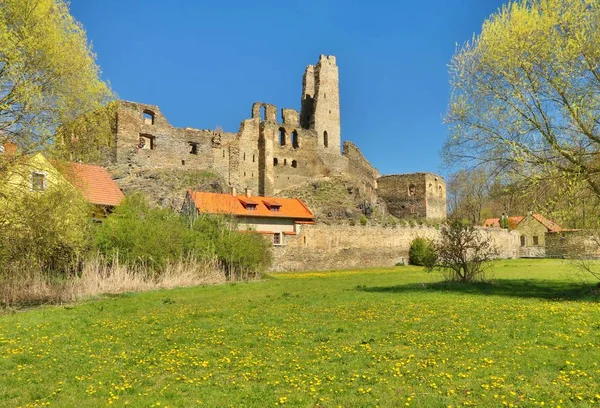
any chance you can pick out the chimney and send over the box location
[245,188,251,197]
[230,186,236,196]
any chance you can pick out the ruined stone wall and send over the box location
[342,142,380,200]
[114,101,234,181]
[271,225,520,272]
[377,173,446,220]
[546,230,600,258]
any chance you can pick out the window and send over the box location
[291,160,298,168]
[253,154,255,163]
[408,184,416,196]
[31,172,46,191]
[246,204,257,211]
[323,131,329,148]
[279,128,286,146]
[143,110,155,125]
[243,152,246,161]
[520,235,526,247]
[260,105,266,121]
[438,185,443,198]
[284,159,287,166]
[270,206,280,212]
[138,135,154,150]
[533,236,539,246]
[291,130,299,149]
[273,158,279,166]
[189,142,198,155]
[273,233,281,245]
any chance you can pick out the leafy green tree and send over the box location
[445,0,600,200]
[0,0,113,153]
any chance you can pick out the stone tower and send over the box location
[300,55,341,155]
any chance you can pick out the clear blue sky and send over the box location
[70,0,507,177]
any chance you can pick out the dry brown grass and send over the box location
[0,256,226,307]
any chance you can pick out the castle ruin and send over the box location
[105,55,446,220]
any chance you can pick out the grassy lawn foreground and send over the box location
[1,259,600,407]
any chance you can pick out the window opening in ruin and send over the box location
[324,93,327,99]
[253,154,255,163]
[31,172,46,192]
[273,233,281,245]
[273,158,278,166]
[291,160,298,168]
[291,130,299,148]
[260,105,266,121]
[408,184,416,196]
[303,236,307,245]
[143,110,155,125]
[533,236,539,245]
[323,131,329,148]
[244,172,246,177]
[284,159,287,166]
[181,160,185,165]
[438,185,443,198]
[243,152,246,161]
[138,135,154,150]
[279,128,286,146]
[189,142,198,155]
[520,235,526,247]
[223,150,225,158]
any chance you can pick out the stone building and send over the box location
[79,54,446,220]
[483,213,565,257]
[376,173,447,219]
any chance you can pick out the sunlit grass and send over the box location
[1,259,599,407]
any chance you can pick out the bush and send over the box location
[94,194,272,277]
[359,215,368,226]
[428,221,497,282]
[409,237,436,266]
[0,181,90,275]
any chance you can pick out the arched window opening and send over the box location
[273,158,279,166]
[291,160,298,168]
[143,110,155,125]
[323,131,329,148]
[260,105,267,121]
[279,128,286,146]
[438,185,443,198]
[291,130,299,149]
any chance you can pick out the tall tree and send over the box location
[0,0,113,153]
[444,0,600,200]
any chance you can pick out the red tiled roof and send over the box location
[483,214,564,232]
[59,162,124,207]
[187,190,314,220]
[530,213,564,232]
[483,216,523,229]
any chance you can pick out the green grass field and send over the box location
[1,259,600,407]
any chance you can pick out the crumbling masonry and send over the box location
[108,55,446,219]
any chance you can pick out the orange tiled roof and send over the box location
[484,214,564,232]
[59,162,124,207]
[529,213,564,232]
[483,216,524,229]
[187,190,314,220]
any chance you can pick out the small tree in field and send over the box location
[427,221,497,282]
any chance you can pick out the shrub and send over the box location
[0,181,90,276]
[428,221,498,282]
[94,194,272,277]
[409,237,436,266]
[359,215,368,226]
